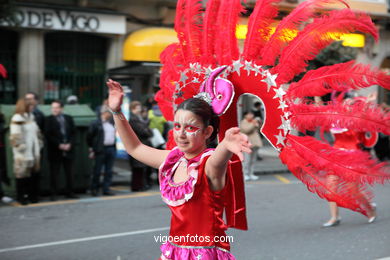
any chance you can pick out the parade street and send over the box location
[0,173,389,260]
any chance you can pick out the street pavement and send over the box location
[0,146,389,260]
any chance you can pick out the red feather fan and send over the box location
[273,9,378,84]
[289,101,390,135]
[157,43,185,121]
[288,60,390,98]
[214,0,243,65]
[280,145,374,216]
[286,135,390,185]
[174,0,203,64]
[242,0,280,62]
[260,0,349,66]
[201,0,221,65]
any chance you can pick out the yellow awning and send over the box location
[123,27,178,62]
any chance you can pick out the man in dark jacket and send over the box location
[87,107,116,196]
[45,100,78,200]
[25,92,45,132]
[128,101,153,191]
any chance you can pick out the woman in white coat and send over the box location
[240,111,263,181]
[10,98,43,205]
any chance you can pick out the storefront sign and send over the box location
[0,7,126,34]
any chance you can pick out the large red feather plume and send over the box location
[174,0,203,64]
[242,0,280,62]
[214,0,243,65]
[280,146,374,216]
[289,101,390,135]
[201,0,221,65]
[272,9,378,84]
[287,61,390,98]
[286,135,390,185]
[260,0,349,66]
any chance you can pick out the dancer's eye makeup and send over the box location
[184,125,200,133]
[173,123,201,135]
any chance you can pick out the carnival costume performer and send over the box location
[322,95,380,227]
[155,0,390,231]
[108,0,390,258]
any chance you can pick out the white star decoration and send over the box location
[252,64,262,76]
[273,87,286,99]
[231,59,243,76]
[278,100,288,110]
[244,60,253,75]
[196,254,202,260]
[192,77,200,83]
[283,111,291,119]
[205,66,213,77]
[278,117,292,135]
[165,250,170,257]
[274,131,286,146]
[261,70,278,92]
[179,71,188,83]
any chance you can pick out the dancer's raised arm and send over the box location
[206,127,252,190]
[106,79,170,168]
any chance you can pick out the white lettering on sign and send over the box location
[0,7,126,35]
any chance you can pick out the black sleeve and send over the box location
[129,118,153,139]
[86,121,96,148]
[68,115,76,144]
[45,116,60,146]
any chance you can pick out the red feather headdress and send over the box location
[157,0,390,220]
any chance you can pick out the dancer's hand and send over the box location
[222,127,252,161]
[106,79,124,112]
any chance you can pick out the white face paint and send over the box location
[173,112,203,137]
[173,109,209,158]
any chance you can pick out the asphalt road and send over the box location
[0,173,389,260]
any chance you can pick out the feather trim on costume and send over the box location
[215,0,243,65]
[201,0,221,65]
[260,0,349,66]
[286,135,390,185]
[272,9,378,84]
[289,101,390,135]
[174,0,203,64]
[280,145,374,216]
[242,0,280,62]
[287,61,390,98]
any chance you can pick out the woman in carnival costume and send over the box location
[322,93,381,227]
[107,0,390,258]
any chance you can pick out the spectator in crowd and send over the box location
[66,95,79,105]
[240,111,263,181]
[149,101,168,144]
[10,98,43,205]
[87,107,116,196]
[0,112,12,204]
[95,94,109,118]
[128,101,153,191]
[143,94,155,111]
[251,101,263,122]
[25,92,45,132]
[45,100,78,200]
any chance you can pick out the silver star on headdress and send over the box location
[261,70,278,92]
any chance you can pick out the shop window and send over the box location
[44,32,107,108]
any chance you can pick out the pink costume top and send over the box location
[158,147,237,260]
